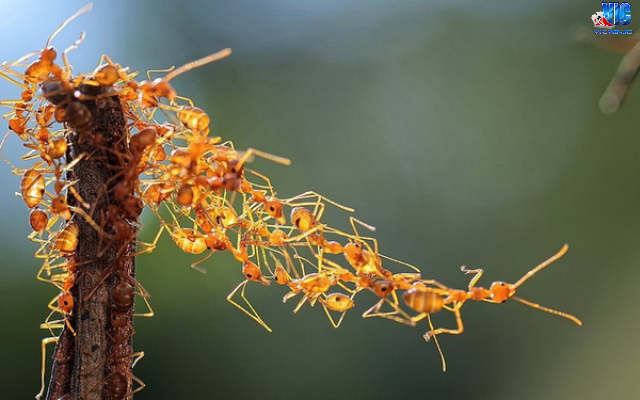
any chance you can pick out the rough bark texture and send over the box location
[46,91,135,400]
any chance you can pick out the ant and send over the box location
[2,3,93,84]
[136,48,232,108]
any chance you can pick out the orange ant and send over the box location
[456,244,582,327]
[398,245,581,369]
[319,292,356,328]
[136,48,232,108]
[38,260,79,399]
[227,259,273,332]
[21,167,46,208]
[2,4,93,84]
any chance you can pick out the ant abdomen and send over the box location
[107,372,127,400]
[65,102,92,133]
[112,282,134,312]
[403,288,444,314]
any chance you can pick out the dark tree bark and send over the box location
[46,89,135,400]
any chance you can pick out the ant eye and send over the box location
[246,273,252,278]
[270,206,275,211]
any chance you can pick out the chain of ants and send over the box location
[0,4,582,399]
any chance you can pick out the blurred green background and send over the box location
[0,0,637,399]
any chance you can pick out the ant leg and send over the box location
[36,336,59,400]
[427,314,447,372]
[321,301,341,329]
[131,351,145,368]
[70,206,114,240]
[350,216,376,236]
[379,253,421,273]
[282,289,301,304]
[410,312,428,324]
[424,304,464,341]
[40,310,66,338]
[419,279,450,291]
[0,69,29,89]
[362,297,416,327]
[191,250,213,274]
[286,191,354,212]
[292,294,310,314]
[460,266,484,289]
[245,169,276,196]
[227,280,272,332]
[173,95,195,108]
[0,131,18,169]
[283,249,302,279]
[132,221,167,257]
[67,185,90,209]
[320,292,355,329]
[129,370,147,395]
[121,277,155,318]
[511,296,582,325]
[282,225,323,244]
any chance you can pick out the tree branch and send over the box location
[46,87,135,400]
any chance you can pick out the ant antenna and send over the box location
[46,3,93,48]
[164,48,232,83]
[511,296,582,326]
[513,244,569,289]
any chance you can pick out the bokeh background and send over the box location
[0,0,637,399]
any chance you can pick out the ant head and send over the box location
[273,265,290,286]
[130,126,157,153]
[29,209,48,232]
[52,194,68,210]
[110,310,127,328]
[205,232,227,251]
[151,78,176,101]
[123,196,144,220]
[225,159,243,176]
[58,293,74,314]
[114,219,134,241]
[243,262,270,286]
[215,206,237,227]
[41,47,57,62]
[171,149,193,168]
[291,207,315,231]
[220,173,241,191]
[93,64,119,86]
[371,279,394,298]
[269,229,288,245]
[344,242,364,260]
[489,281,514,303]
[176,184,194,207]
[265,197,285,224]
